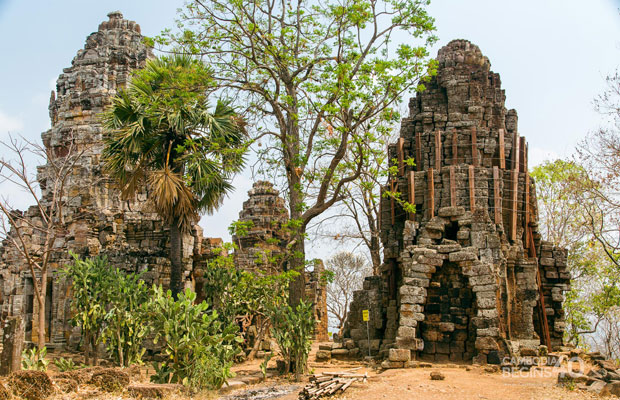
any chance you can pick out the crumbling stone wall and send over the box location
[341,40,570,365]
[0,12,220,348]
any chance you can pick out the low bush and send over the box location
[268,300,314,381]
[53,357,78,372]
[147,286,241,389]
[22,347,49,371]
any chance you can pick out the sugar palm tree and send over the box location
[102,54,246,296]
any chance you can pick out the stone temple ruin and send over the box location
[232,181,329,341]
[0,12,326,349]
[338,40,570,365]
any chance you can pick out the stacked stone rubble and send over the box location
[341,40,571,364]
[0,12,221,348]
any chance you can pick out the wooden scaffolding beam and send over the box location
[469,165,476,211]
[428,168,435,219]
[493,166,501,225]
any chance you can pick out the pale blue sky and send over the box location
[0,0,618,256]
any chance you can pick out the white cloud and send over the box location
[0,110,24,134]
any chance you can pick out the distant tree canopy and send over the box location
[158,0,437,305]
[532,69,620,356]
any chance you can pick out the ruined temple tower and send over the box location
[233,181,329,341]
[233,181,290,273]
[0,12,217,347]
[342,40,570,364]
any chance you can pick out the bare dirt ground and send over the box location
[2,344,604,399]
[222,363,600,400]
[219,343,602,400]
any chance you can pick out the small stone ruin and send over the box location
[339,40,571,365]
[233,181,329,341]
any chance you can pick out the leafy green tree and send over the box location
[200,239,296,360]
[312,125,398,273]
[532,159,620,351]
[161,0,437,306]
[102,55,247,296]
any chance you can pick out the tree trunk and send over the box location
[169,215,184,298]
[247,320,267,361]
[36,272,47,351]
[370,234,381,275]
[92,334,98,366]
[288,237,306,308]
[84,329,90,365]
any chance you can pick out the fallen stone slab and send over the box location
[388,348,411,362]
[587,380,606,395]
[221,380,247,393]
[557,371,589,385]
[602,381,620,396]
[430,371,445,380]
[127,383,184,398]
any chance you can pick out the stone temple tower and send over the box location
[341,40,570,365]
[0,12,217,347]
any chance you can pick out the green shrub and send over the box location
[21,347,48,371]
[268,300,314,381]
[53,357,78,372]
[62,253,149,367]
[101,269,149,367]
[61,253,112,365]
[147,286,241,389]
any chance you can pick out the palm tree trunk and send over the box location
[169,216,184,297]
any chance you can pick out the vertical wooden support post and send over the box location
[528,227,552,349]
[468,165,475,211]
[493,166,501,225]
[449,166,456,207]
[428,168,435,219]
[519,136,526,173]
[512,133,520,172]
[435,130,442,170]
[511,169,519,241]
[452,128,458,165]
[415,132,422,171]
[390,179,395,225]
[471,126,478,167]
[524,173,530,250]
[397,137,405,176]
[498,129,506,169]
[408,171,415,220]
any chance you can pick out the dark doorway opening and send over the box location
[420,262,477,362]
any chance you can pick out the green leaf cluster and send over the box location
[21,347,48,371]
[102,54,248,232]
